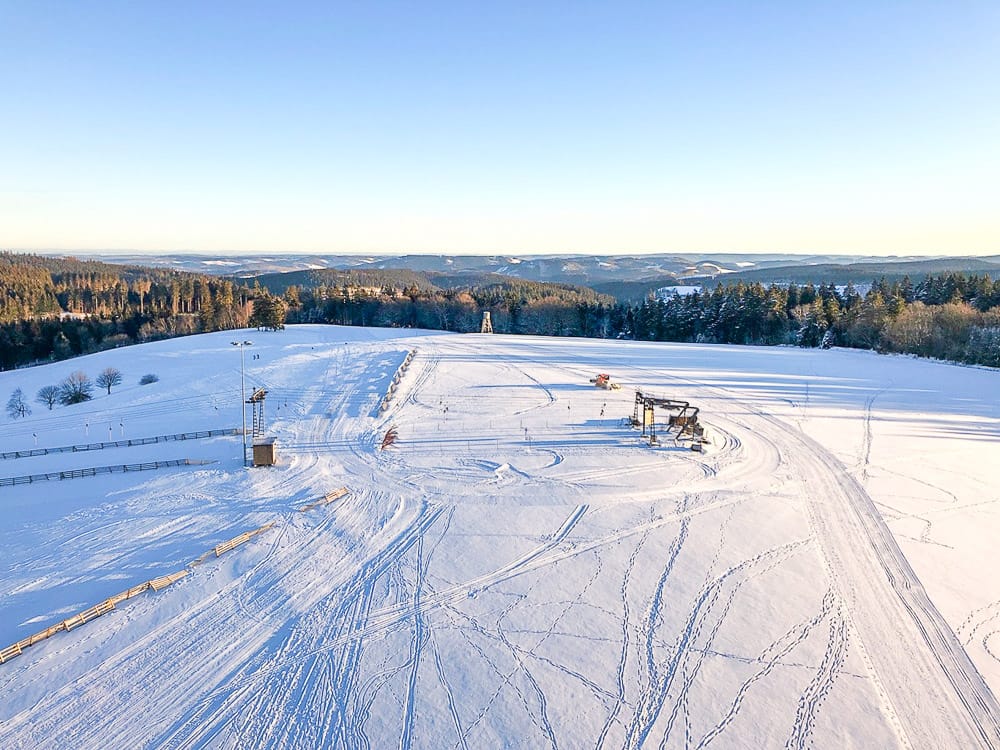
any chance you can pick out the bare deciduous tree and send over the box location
[95,367,123,395]
[59,371,94,405]
[36,385,60,410]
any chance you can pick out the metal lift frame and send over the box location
[631,390,702,446]
[246,388,268,438]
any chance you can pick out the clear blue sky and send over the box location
[2,1,998,255]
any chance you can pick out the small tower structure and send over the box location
[246,387,268,437]
[480,310,494,334]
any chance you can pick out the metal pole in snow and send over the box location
[232,340,252,466]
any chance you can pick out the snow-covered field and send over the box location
[1,325,998,749]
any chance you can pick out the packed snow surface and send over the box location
[1,326,999,749]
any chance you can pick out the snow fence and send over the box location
[0,458,217,487]
[0,522,274,664]
[379,349,417,414]
[1,486,351,665]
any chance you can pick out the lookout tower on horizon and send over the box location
[480,311,494,334]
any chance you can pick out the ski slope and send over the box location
[1,325,998,749]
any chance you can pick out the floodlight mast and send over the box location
[232,340,253,466]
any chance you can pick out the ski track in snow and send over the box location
[0,327,998,749]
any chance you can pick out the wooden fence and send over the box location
[0,521,277,665]
[0,458,216,487]
[212,523,276,557]
[298,487,349,512]
[0,428,240,461]
[380,349,416,413]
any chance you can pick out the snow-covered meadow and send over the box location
[1,325,998,748]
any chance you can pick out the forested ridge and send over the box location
[0,253,271,369]
[1,252,998,370]
[279,271,1000,367]
[284,276,615,336]
[629,275,1000,366]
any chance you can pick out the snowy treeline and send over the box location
[3,251,999,369]
[0,255,295,369]
[282,273,1000,367]
[630,275,1000,366]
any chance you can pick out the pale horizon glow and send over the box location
[2,2,998,257]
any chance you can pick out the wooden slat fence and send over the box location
[108,582,152,606]
[380,349,416,413]
[213,522,276,557]
[149,570,190,591]
[299,487,349,512]
[0,521,277,664]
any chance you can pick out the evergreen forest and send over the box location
[281,273,1000,367]
[0,253,280,369]
[1,252,998,370]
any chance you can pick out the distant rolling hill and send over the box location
[719,257,1000,286]
[34,251,1000,301]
